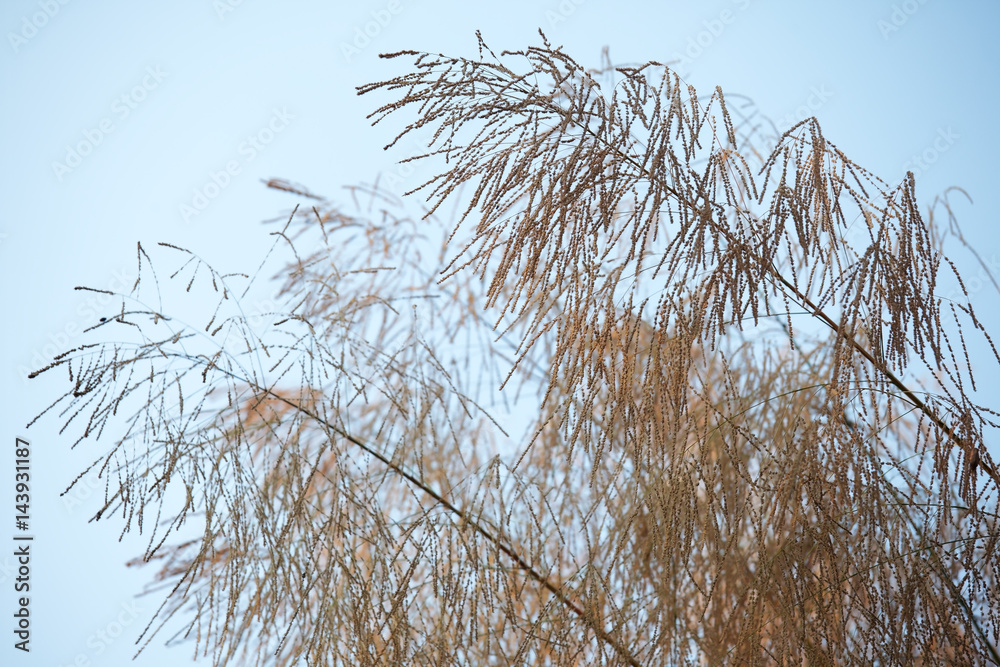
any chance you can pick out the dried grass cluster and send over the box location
[31,33,999,665]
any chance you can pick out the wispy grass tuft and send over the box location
[31,33,999,665]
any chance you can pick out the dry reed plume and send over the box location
[30,32,1000,665]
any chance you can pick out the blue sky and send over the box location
[2,1,999,664]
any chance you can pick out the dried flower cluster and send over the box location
[31,33,999,665]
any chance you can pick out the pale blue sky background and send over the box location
[2,1,999,664]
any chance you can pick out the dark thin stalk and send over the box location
[218,367,644,667]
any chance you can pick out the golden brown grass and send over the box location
[30,32,1000,665]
